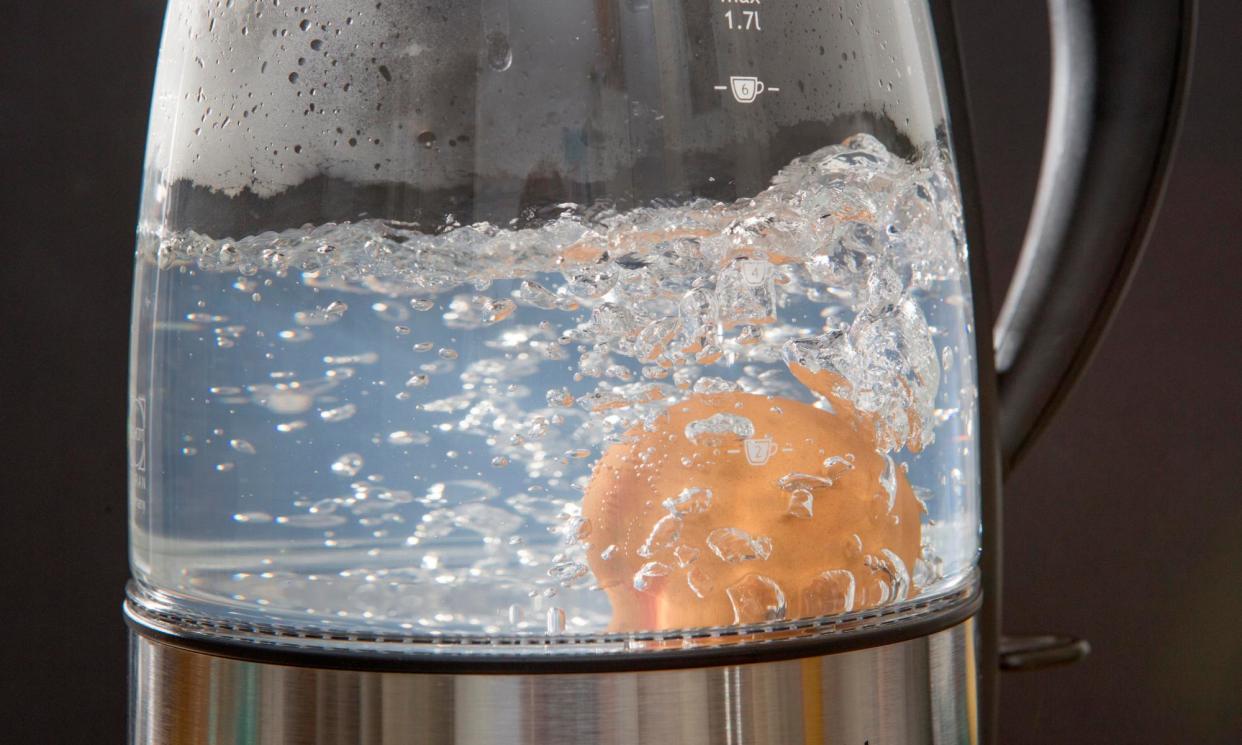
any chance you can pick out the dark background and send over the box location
[2,1,1239,742]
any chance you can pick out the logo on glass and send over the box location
[715,76,779,104]
[743,435,777,466]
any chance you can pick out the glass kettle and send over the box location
[124,0,1191,742]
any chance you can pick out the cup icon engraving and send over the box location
[739,259,772,287]
[744,435,777,466]
[729,76,765,103]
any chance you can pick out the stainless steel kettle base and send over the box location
[130,618,976,744]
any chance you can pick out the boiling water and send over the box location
[130,134,980,637]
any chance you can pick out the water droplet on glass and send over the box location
[485,31,513,71]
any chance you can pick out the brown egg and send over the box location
[581,391,921,632]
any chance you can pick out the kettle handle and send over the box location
[992,0,1196,471]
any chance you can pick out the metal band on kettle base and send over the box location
[130,616,978,745]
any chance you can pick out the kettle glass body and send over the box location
[128,0,980,647]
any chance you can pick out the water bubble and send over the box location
[278,329,313,342]
[726,574,787,624]
[319,403,357,422]
[823,454,855,474]
[562,254,617,299]
[229,438,256,455]
[232,512,273,524]
[312,352,361,368]
[546,607,566,633]
[308,498,337,515]
[786,488,814,519]
[674,545,701,568]
[405,374,430,388]
[545,388,575,407]
[879,453,898,511]
[801,569,856,616]
[684,413,754,445]
[877,548,910,602]
[548,560,590,586]
[294,300,348,326]
[590,302,633,339]
[371,301,409,322]
[707,527,771,563]
[686,566,715,598]
[778,472,835,492]
[276,513,347,528]
[516,280,559,309]
[662,487,712,515]
[696,345,724,365]
[737,325,763,346]
[637,514,683,558]
[331,453,364,476]
[632,561,671,592]
[482,297,516,324]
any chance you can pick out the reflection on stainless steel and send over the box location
[130,619,975,745]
